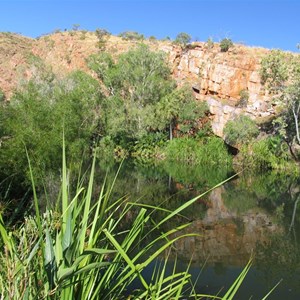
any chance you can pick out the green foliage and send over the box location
[87,45,209,148]
[95,28,110,50]
[148,35,157,42]
[164,136,232,167]
[0,88,5,102]
[205,37,214,49]
[260,50,289,92]
[237,89,249,107]
[0,71,103,187]
[95,28,110,39]
[260,50,300,147]
[88,44,176,139]
[155,86,210,138]
[174,32,191,46]
[162,36,171,41]
[224,115,259,145]
[26,53,55,83]
[86,52,115,85]
[238,136,294,171]
[132,132,167,159]
[282,81,300,145]
[220,38,233,52]
[118,31,144,41]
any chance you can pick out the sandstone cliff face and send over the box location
[164,43,273,137]
[0,32,275,137]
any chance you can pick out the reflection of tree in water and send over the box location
[223,172,300,217]
[162,159,232,191]
[255,231,300,293]
[95,159,226,221]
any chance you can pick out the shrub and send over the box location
[72,23,80,31]
[0,88,5,102]
[95,28,110,39]
[238,136,293,171]
[162,36,171,42]
[95,28,111,50]
[97,136,116,161]
[149,35,157,42]
[164,136,232,167]
[220,38,233,52]
[224,115,259,145]
[118,31,144,41]
[174,32,191,47]
[205,37,214,49]
[236,89,249,107]
[132,132,167,159]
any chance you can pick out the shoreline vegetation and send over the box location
[0,143,280,299]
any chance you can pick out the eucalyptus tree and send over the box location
[175,32,192,47]
[88,44,176,139]
[156,87,209,140]
[260,49,300,151]
[0,70,103,188]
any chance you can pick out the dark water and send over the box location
[96,159,300,299]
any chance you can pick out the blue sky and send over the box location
[1,0,299,51]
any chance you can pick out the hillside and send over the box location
[0,31,273,136]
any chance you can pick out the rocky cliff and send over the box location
[0,31,275,137]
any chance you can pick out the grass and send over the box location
[0,139,280,299]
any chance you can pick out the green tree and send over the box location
[156,87,209,140]
[224,115,259,145]
[260,49,289,92]
[205,37,214,49]
[87,44,176,139]
[118,31,144,41]
[175,32,191,47]
[260,49,300,149]
[284,82,300,144]
[95,28,110,50]
[220,38,233,52]
[0,70,103,187]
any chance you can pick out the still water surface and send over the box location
[97,159,300,299]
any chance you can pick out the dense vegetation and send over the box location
[260,49,300,149]
[0,44,234,197]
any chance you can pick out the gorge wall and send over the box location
[0,31,275,138]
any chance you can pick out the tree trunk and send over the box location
[293,102,300,145]
[169,122,173,140]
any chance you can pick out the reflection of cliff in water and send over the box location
[172,186,280,266]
